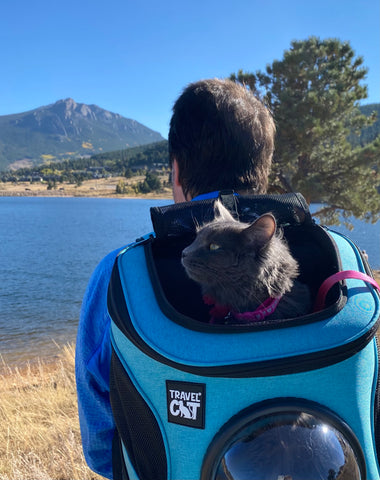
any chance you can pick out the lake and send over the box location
[0,196,379,366]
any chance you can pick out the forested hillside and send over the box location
[1,141,169,183]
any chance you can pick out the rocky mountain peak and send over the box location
[0,99,164,170]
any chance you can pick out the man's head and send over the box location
[168,79,275,201]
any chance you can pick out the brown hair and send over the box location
[168,79,275,198]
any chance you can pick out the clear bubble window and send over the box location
[203,402,365,480]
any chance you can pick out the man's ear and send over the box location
[172,158,188,203]
[172,158,180,186]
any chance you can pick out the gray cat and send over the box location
[181,201,311,324]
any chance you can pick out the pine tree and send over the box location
[231,37,380,225]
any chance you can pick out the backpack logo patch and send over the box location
[166,380,206,429]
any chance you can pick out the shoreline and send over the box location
[0,190,172,200]
[0,177,172,199]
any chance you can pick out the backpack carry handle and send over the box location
[314,270,380,312]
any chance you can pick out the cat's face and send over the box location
[181,202,276,288]
[181,223,246,286]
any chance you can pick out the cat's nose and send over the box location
[182,246,192,260]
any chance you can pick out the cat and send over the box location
[181,201,311,324]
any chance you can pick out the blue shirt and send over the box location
[75,192,220,478]
[75,247,121,479]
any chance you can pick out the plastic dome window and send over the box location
[202,400,365,480]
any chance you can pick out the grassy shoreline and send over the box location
[0,177,172,199]
[0,344,105,480]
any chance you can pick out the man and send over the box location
[75,78,275,479]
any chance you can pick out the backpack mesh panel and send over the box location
[110,351,167,480]
[112,431,130,480]
[150,192,312,240]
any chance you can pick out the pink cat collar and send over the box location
[232,296,282,323]
[203,295,282,324]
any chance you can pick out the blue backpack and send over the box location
[108,193,380,480]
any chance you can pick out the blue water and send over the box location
[0,197,170,364]
[0,196,379,365]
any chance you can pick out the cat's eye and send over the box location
[209,243,221,251]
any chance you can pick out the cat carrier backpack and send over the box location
[107,192,380,480]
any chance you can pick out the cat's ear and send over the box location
[214,200,235,222]
[243,213,276,249]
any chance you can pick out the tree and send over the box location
[124,168,134,179]
[116,179,127,194]
[231,37,380,226]
[137,171,161,193]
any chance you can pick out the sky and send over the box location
[1,0,379,139]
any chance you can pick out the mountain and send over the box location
[0,99,164,171]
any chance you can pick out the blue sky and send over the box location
[1,0,379,138]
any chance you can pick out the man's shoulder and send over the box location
[94,245,131,277]
[90,236,155,288]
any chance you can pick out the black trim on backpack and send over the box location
[108,255,379,378]
[110,351,168,480]
[374,336,380,465]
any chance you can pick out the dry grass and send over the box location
[0,344,104,480]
